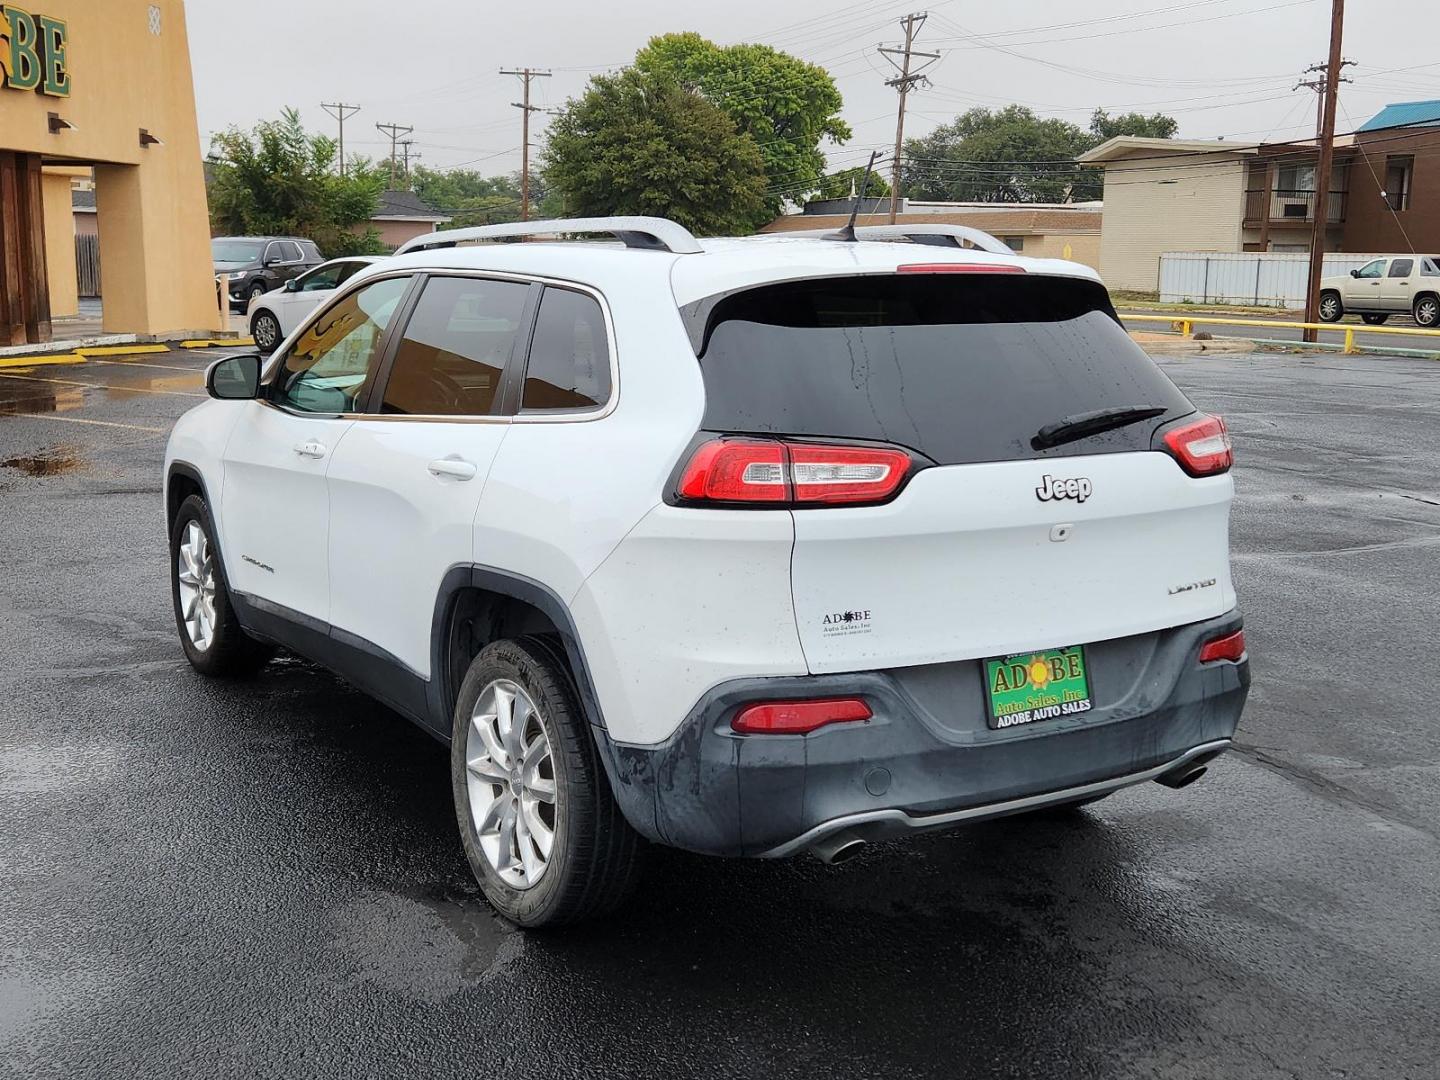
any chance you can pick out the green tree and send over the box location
[902,106,1095,203]
[208,108,387,256]
[541,67,768,236]
[409,166,523,227]
[902,105,1178,204]
[1089,108,1179,141]
[635,32,849,220]
[811,164,890,202]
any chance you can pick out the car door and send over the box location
[325,273,538,682]
[218,274,413,625]
[1381,257,1414,311]
[1345,258,1386,309]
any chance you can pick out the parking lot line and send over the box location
[0,372,205,398]
[2,412,167,434]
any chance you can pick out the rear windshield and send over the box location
[686,274,1194,465]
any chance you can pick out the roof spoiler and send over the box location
[393,216,703,256]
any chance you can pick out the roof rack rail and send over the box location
[775,223,1014,255]
[394,216,703,256]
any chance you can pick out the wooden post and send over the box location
[0,151,53,345]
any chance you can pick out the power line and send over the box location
[879,12,940,223]
[500,67,552,221]
[375,122,414,188]
[320,102,361,178]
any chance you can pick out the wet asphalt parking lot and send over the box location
[1,345,1438,1080]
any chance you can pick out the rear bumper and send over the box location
[596,611,1249,857]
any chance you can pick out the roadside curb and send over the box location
[1129,332,1257,356]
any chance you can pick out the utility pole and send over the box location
[400,139,420,184]
[1296,59,1354,140]
[500,67,552,221]
[879,13,939,224]
[1302,0,1345,342]
[375,122,414,189]
[321,102,361,178]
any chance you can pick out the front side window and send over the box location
[380,276,530,417]
[521,288,611,412]
[1389,259,1413,278]
[277,241,303,263]
[297,264,344,292]
[272,276,410,414]
[1356,259,1386,279]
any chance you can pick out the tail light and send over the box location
[1199,628,1246,663]
[1163,414,1232,477]
[676,438,913,507]
[731,698,872,735]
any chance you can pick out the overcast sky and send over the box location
[185,0,1440,183]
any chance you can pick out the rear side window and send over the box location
[1389,259,1414,278]
[689,274,1193,466]
[380,276,529,417]
[521,287,611,412]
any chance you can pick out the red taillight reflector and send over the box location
[1164,414,1233,477]
[677,439,788,503]
[896,262,1027,274]
[1199,629,1245,664]
[731,698,873,735]
[677,439,912,506]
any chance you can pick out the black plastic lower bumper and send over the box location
[596,611,1250,857]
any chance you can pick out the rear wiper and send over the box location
[1031,405,1168,451]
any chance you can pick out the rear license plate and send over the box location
[984,646,1093,730]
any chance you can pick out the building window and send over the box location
[1385,156,1413,211]
[1001,236,1024,251]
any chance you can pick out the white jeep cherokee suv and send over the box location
[165,217,1249,927]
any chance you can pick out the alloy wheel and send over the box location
[1418,298,1439,327]
[253,313,279,350]
[176,520,218,651]
[465,679,558,889]
[1319,296,1339,320]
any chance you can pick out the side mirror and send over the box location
[206,352,262,400]
[1350,269,1360,278]
[284,279,300,292]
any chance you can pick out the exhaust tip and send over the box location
[1156,764,1207,790]
[809,832,867,865]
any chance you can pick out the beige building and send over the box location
[365,189,452,251]
[0,0,220,344]
[1077,137,1263,293]
[760,206,1102,269]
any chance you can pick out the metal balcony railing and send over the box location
[1243,187,1347,224]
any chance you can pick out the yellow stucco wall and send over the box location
[0,0,220,334]
[40,170,77,316]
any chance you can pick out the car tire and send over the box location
[247,281,267,304]
[1318,291,1343,322]
[451,637,644,928]
[1414,294,1440,328]
[169,494,273,677]
[251,309,282,351]
[1360,313,1389,325]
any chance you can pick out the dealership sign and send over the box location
[0,6,70,97]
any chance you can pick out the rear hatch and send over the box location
[688,269,1236,673]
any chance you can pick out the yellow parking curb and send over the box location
[0,352,85,369]
[76,344,169,357]
[180,338,254,349]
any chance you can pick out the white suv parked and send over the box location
[1318,254,1440,327]
[165,217,1249,926]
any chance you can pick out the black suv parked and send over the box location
[212,236,325,310]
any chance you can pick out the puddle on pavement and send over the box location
[0,386,85,416]
[0,446,85,477]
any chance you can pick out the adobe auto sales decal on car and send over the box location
[985,647,1093,729]
[822,609,873,637]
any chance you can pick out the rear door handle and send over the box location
[293,440,327,459]
[428,457,478,481]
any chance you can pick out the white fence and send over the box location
[1158,251,1381,308]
